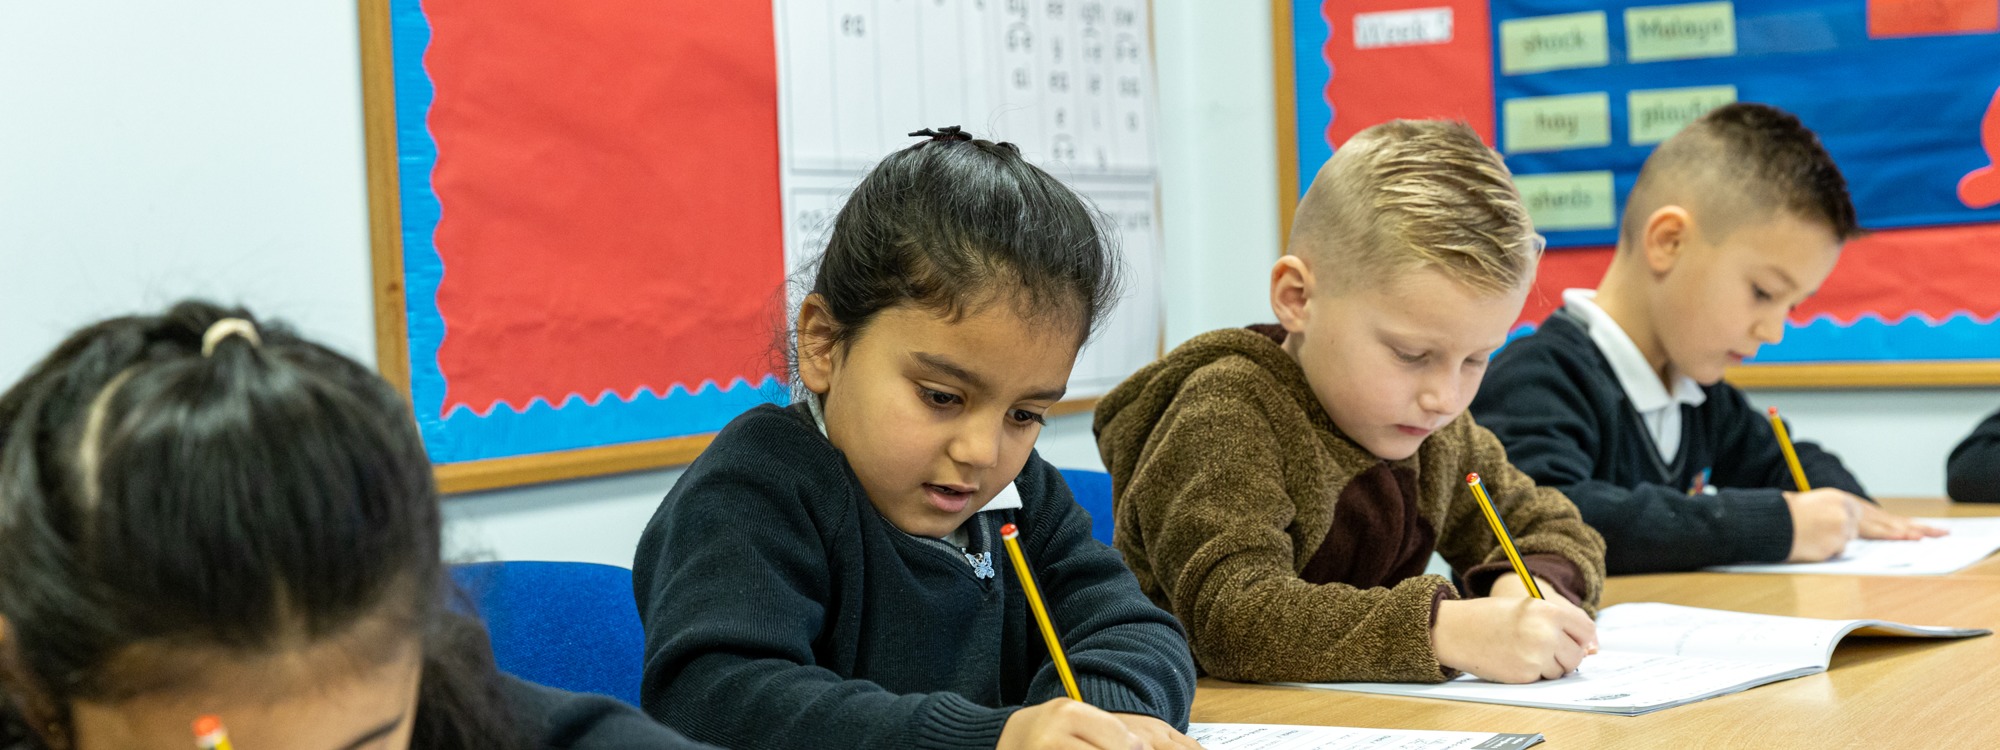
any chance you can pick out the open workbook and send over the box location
[1708,516,2000,575]
[1284,603,1988,716]
[1187,724,1542,749]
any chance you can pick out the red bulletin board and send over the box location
[361,0,791,493]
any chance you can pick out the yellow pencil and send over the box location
[1466,473,1542,600]
[1767,406,1812,492]
[193,715,233,750]
[999,523,1082,701]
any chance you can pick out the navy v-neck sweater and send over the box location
[633,404,1194,750]
[1472,311,1869,574]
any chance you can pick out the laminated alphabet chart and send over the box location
[365,0,1163,490]
[1284,1,2000,378]
[775,0,1164,399]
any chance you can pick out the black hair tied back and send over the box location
[802,124,1118,359]
[0,300,521,749]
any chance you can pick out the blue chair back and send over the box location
[450,561,645,707]
[1058,468,1117,545]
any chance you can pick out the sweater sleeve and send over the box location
[1013,461,1196,729]
[503,675,721,750]
[1948,408,2000,503]
[1474,359,1794,574]
[633,454,1015,750]
[1117,383,1458,684]
[1712,386,1870,501]
[1433,419,1604,613]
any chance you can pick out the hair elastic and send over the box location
[908,125,974,142]
[201,318,261,357]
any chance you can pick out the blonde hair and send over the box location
[1287,119,1538,295]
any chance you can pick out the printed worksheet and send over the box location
[1708,517,2000,575]
[1188,724,1542,750]
[1284,603,1987,715]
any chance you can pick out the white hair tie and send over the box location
[201,318,262,357]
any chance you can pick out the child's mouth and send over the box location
[924,483,974,514]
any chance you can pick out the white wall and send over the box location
[3,2,1990,572]
[1746,388,2000,497]
[0,1,377,377]
[1153,0,1284,347]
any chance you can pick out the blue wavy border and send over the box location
[387,2,787,465]
[1291,0,1333,200]
[1507,313,2000,363]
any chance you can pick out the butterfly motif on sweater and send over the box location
[965,551,996,580]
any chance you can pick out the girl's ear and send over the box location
[796,295,841,396]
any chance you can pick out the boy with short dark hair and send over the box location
[1472,103,1943,576]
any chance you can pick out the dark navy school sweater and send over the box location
[0,676,708,750]
[632,403,1195,750]
[502,676,718,749]
[1471,311,1870,575]
[1949,408,2000,503]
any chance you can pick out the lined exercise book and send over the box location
[1285,603,1989,716]
[1187,724,1542,750]
[1709,517,2000,576]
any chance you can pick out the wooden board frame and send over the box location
[1268,0,2000,390]
[358,0,767,494]
[359,0,1107,494]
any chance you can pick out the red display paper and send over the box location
[424,1,784,416]
[1960,86,2000,209]
[1868,0,1999,39]
[1322,1,1495,149]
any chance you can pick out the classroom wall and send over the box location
[4,1,1995,569]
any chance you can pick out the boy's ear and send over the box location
[1642,205,1693,274]
[1271,255,1315,333]
[795,295,840,396]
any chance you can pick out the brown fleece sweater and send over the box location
[1094,326,1606,684]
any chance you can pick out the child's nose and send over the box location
[1752,313,1787,344]
[949,420,1002,469]
[1419,375,1459,415]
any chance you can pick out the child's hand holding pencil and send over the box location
[996,524,1205,750]
[1768,407,1946,562]
[1429,474,1598,684]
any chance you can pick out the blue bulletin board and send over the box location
[1280,0,2000,387]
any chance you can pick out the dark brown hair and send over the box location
[1623,102,1861,247]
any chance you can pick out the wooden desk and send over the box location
[1876,496,2000,520]
[1194,538,2000,747]
[1879,497,2000,577]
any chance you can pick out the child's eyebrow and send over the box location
[1759,264,1801,293]
[912,352,988,392]
[331,712,406,750]
[1377,326,1441,349]
[911,352,1067,403]
[1022,383,1069,403]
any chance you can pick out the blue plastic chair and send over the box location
[1058,468,1117,545]
[450,561,645,707]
